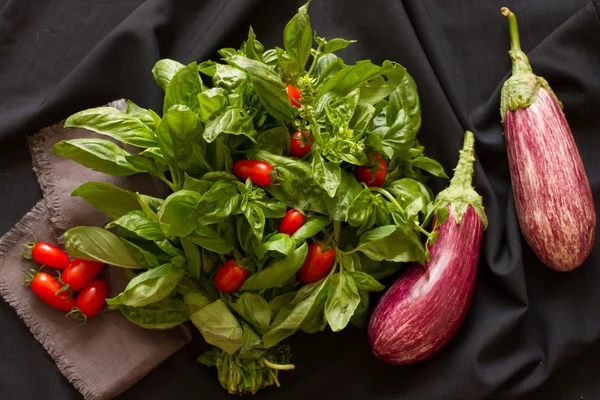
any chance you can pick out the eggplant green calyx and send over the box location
[499,7,562,121]
[433,131,487,229]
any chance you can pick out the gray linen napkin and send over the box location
[0,100,191,400]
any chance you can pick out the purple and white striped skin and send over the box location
[368,205,483,365]
[368,130,487,365]
[504,88,595,271]
[500,8,596,271]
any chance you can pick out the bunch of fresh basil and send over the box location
[54,2,446,395]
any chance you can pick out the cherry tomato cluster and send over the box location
[23,240,108,323]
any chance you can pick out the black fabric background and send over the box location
[1,0,599,399]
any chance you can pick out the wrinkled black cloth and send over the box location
[1,0,599,399]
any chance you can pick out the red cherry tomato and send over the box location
[289,132,313,158]
[354,153,387,187]
[75,280,109,318]
[30,272,76,311]
[286,84,301,108]
[62,258,104,292]
[29,242,70,269]
[215,259,248,293]
[233,160,273,186]
[298,242,336,284]
[279,210,305,236]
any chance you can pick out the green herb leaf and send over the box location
[311,153,341,198]
[349,270,385,292]
[121,238,162,269]
[323,169,363,221]
[52,139,139,176]
[241,242,308,291]
[64,107,157,148]
[186,226,233,254]
[231,292,272,335]
[163,62,204,114]
[196,181,241,224]
[184,289,211,313]
[356,225,424,262]
[212,64,247,91]
[291,216,331,243]
[408,156,448,178]
[106,210,165,241]
[135,192,163,223]
[204,108,256,143]
[152,59,185,91]
[255,127,290,156]
[190,300,243,354]
[106,264,185,307]
[262,276,329,347]
[180,237,202,280]
[64,226,142,268]
[255,233,295,259]
[157,190,203,237]
[197,87,229,122]
[384,178,433,210]
[323,38,357,54]
[230,56,295,121]
[268,292,297,314]
[119,296,190,329]
[324,271,361,332]
[349,289,370,328]
[71,182,142,219]
[125,100,161,132]
[283,1,312,71]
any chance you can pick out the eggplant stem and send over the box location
[501,7,533,76]
[449,131,475,190]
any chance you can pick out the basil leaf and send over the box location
[255,127,290,156]
[184,290,211,313]
[357,255,403,280]
[236,218,256,256]
[186,227,233,255]
[191,300,243,355]
[283,1,312,71]
[64,226,142,269]
[71,182,142,219]
[163,62,204,114]
[349,290,370,328]
[350,104,375,134]
[367,100,416,160]
[241,26,264,62]
[356,225,424,262]
[135,192,163,223]
[125,100,161,132]
[157,190,203,237]
[197,182,241,224]
[107,264,185,307]
[255,233,295,259]
[203,108,256,143]
[255,199,287,218]
[347,188,374,228]
[229,56,295,122]
[231,292,272,335]
[263,276,329,347]
[325,271,361,332]
[180,237,201,280]
[241,242,308,291]
[197,87,229,122]
[384,178,433,210]
[323,38,357,54]
[183,173,214,194]
[121,238,161,269]
[243,202,265,242]
[152,59,185,91]
[106,210,165,241]
[350,270,385,292]
[314,54,345,87]
[323,169,363,221]
[248,150,327,214]
[312,153,341,198]
[64,107,157,148]
[119,296,190,329]
[52,139,138,176]
[324,87,360,129]
[268,292,297,314]
[395,72,421,132]
[291,216,331,243]
[276,46,301,84]
[408,156,448,178]
[213,64,247,91]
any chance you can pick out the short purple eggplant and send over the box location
[500,8,595,272]
[368,131,487,365]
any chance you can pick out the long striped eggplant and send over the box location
[500,8,595,271]
[368,131,486,365]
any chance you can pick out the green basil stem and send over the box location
[368,186,405,214]
[218,254,227,264]
[263,359,296,371]
[306,42,323,76]
[333,220,341,244]
[501,7,533,76]
[158,174,176,192]
[168,166,179,191]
